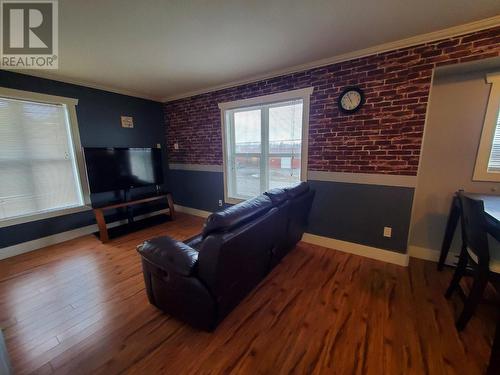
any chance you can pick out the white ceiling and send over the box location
[21,0,500,101]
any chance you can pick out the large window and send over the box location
[219,87,313,203]
[0,88,89,226]
[474,73,500,181]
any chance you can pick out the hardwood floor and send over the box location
[0,213,496,374]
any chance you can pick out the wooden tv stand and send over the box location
[93,193,174,243]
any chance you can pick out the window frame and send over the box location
[219,87,313,204]
[0,87,91,228]
[473,73,500,182]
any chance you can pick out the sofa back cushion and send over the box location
[285,189,316,249]
[197,207,280,318]
[284,181,309,199]
[202,195,273,238]
[264,188,288,205]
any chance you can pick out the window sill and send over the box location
[472,170,500,182]
[0,205,93,228]
[225,196,247,205]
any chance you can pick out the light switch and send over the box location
[174,143,179,150]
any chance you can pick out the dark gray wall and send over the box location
[0,70,166,248]
[167,169,225,213]
[308,181,414,253]
[167,169,414,252]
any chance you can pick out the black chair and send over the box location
[445,192,497,330]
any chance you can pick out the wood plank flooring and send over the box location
[0,213,497,374]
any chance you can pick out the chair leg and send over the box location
[445,247,468,299]
[456,268,489,331]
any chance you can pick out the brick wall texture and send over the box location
[164,26,500,175]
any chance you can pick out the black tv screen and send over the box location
[84,147,164,193]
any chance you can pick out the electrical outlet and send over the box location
[218,199,223,207]
[383,226,392,238]
[174,143,179,150]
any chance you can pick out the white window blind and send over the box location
[225,99,304,200]
[487,105,500,172]
[0,96,84,221]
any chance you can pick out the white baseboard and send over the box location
[175,203,410,267]
[174,204,212,218]
[0,209,169,260]
[408,245,452,263]
[302,233,409,267]
[408,245,500,272]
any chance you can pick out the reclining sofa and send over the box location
[136,181,315,330]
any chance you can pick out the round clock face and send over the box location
[339,88,364,113]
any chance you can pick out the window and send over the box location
[219,87,313,203]
[474,73,500,182]
[0,88,89,226]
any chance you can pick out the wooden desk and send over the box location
[93,193,174,243]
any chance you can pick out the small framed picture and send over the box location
[121,116,134,128]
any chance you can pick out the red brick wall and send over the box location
[164,26,500,175]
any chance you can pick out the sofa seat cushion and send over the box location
[284,181,309,198]
[202,195,273,237]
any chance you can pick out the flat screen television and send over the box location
[83,147,164,193]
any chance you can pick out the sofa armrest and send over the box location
[137,236,199,276]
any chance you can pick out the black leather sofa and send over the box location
[136,182,315,330]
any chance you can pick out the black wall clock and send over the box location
[338,87,365,113]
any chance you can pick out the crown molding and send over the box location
[1,70,163,102]
[163,15,500,102]
[3,16,499,103]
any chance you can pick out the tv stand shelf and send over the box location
[93,193,174,243]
